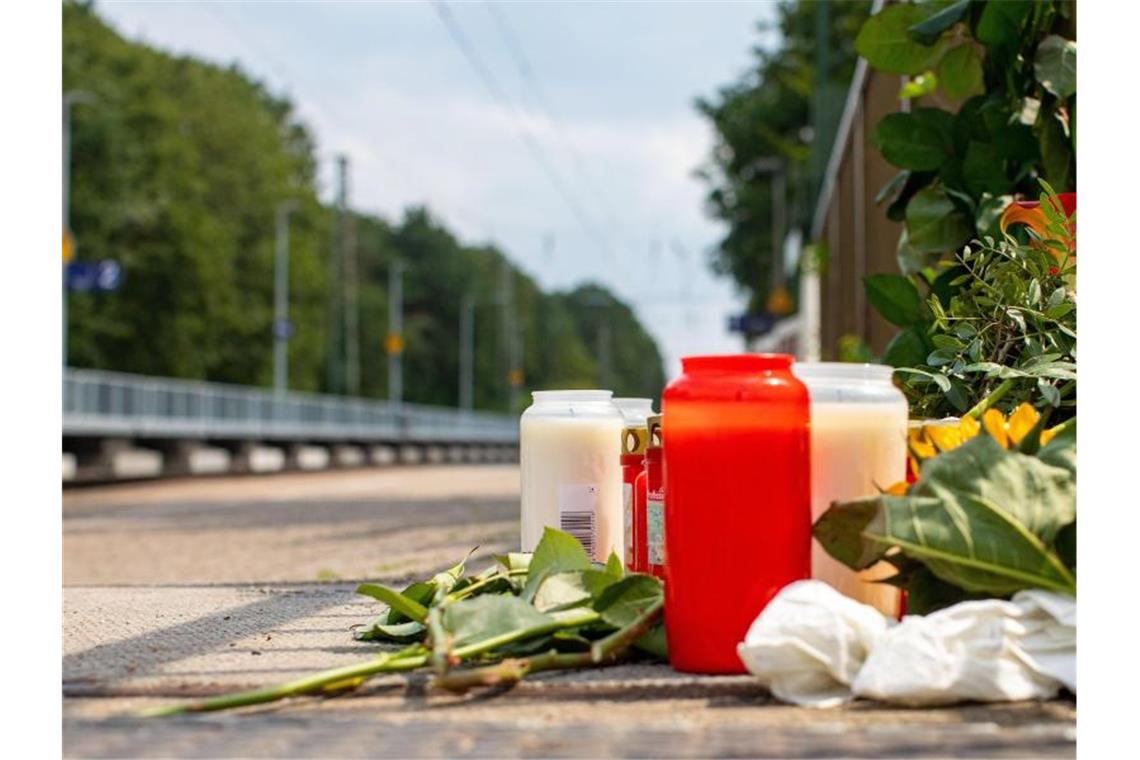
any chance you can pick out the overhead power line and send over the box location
[483,2,623,234]
[430,1,616,260]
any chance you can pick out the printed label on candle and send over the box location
[559,483,599,559]
[623,483,633,563]
[647,491,665,566]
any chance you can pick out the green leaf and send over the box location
[976,0,1032,47]
[875,170,911,205]
[864,274,925,327]
[533,569,619,613]
[872,109,955,171]
[882,327,929,368]
[902,562,985,615]
[632,624,669,659]
[604,551,625,579]
[894,366,952,391]
[494,552,532,573]
[896,227,942,275]
[926,347,957,367]
[883,435,1075,595]
[354,619,426,644]
[442,595,554,648]
[961,142,1010,198]
[522,527,592,602]
[907,0,971,45]
[975,194,1012,239]
[812,496,886,571]
[1037,422,1075,477]
[1055,522,1076,573]
[356,583,429,623]
[1039,115,1074,192]
[905,186,973,254]
[899,71,939,100]
[856,3,946,75]
[938,43,984,100]
[1034,35,1076,100]
[593,574,663,628]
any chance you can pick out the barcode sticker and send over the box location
[560,484,599,559]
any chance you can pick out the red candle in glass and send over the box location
[644,415,666,580]
[620,435,646,571]
[633,469,647,572]
[662,354,811,673]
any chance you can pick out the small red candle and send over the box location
[644,415,666,580]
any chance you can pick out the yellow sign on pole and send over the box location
[385,332,404,355]
[508,368,524,387]
[63,229,74,263]
[766,284,794,316]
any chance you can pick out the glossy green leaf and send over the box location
[356,583,430,623]
[872,109,955,171]
[353,619,426,644]
[856,3,946,75]
[897,226,942,275]
[1034,35,1076,100]
[875,170,911,205]
[816,435,1076,597]
[938,43,984,100]
[907,0,971,45]
[521,527,592,601]
[882,327,928,368]
[442,595,554,648]
[962,141,1009,196]
[593,574,663,628]
[905,187,973,254]
[975,0,1032,47]
[864,274,925,327]
[533,569,620,613]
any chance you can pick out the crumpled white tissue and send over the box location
[736,580,1075,707]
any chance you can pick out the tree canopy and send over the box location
[695,0,869,316]
[63,1,664,410]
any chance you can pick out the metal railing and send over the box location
[63,368,518,444]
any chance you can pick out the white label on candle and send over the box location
[623,483,633,563]
[647,491,664,565]
[560,483,599,559]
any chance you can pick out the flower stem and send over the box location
[590,599,664,663]
[433,600,664,694]
[137,649,428,718]
[966,378,1015,419]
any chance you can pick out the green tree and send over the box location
[64,0,332,388]
[695,0,870,316]
[63,1,665,410]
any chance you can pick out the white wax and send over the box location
[520,415,623,561]
[810,400,907,617]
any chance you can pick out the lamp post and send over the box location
[459,294,475,412]
[273,199,299,395]
[387,260,406,405]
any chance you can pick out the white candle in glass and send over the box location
[794,363,908,617]
[520,390,623,561]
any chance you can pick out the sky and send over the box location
[98,0,780,379]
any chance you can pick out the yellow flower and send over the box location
[902,403,1061,489]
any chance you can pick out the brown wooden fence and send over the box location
[809,59,907,359]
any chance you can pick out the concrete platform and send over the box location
[63,466,1076,758]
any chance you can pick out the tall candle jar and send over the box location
[614,398,654,569]
[520,390,624,561]
[793,362,907,617]
[662,354,810,674]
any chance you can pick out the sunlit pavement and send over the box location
[63,466,1075,758]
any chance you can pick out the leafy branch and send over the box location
[142,529,666,717]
